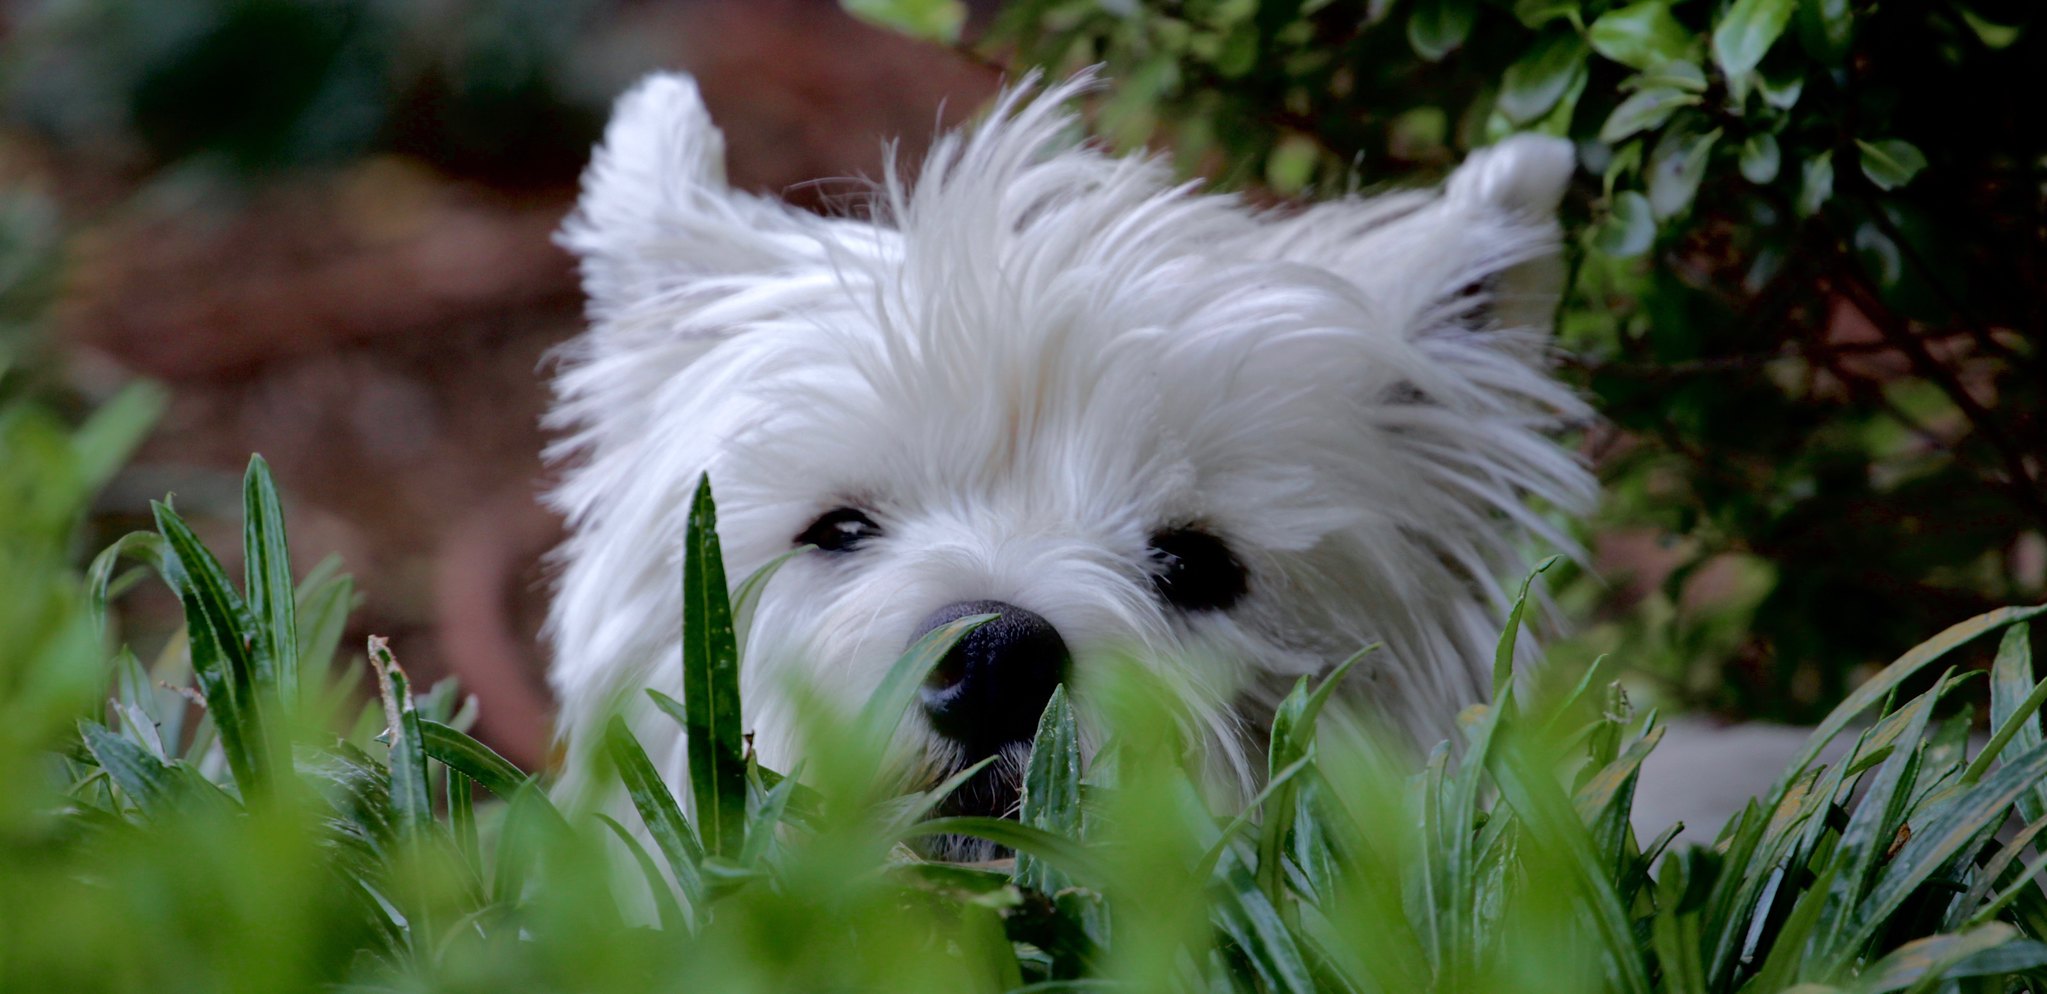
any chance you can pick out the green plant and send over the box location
[844,0,2046,723]
[8,426,2047,990]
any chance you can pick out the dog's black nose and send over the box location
[913,599,1069,755]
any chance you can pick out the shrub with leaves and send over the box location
[7,409,2047,990]
[840,0,2047,722]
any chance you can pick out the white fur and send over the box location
[546,71,1594,812]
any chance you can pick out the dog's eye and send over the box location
[1148,527,1247,612]
[798,507,881,553]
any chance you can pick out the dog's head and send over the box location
[545,72,1592,826]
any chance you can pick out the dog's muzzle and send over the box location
[913,599,1069,759]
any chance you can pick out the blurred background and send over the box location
[0,0,1001,767]
[3,0,2040,769]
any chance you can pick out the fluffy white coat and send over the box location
[546,71,1593,810]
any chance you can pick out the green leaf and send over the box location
[1273,647,1368,774]
[903,817,1108,884]
[1211,852,1317,994]
[418,718,529,799]
[681,474,746,859]
[1598,87,1699,143]
[1647,126,1721,218]
[243,455,298,707]
[1712,0,1797,81]
[369,637,431,841]
[1805,691,1934,969]
[890,862,1021,906]
[739,758,804,867]
[294,559,355,690]
[86,530,166,633]
[856,613,991,750]
[605,715,708,916]
[838,0,964,43]
[1407,0,1477,61]
[1769,607,2047,802]
[1847,923,2040,993]
[1857,737,2047,942]
[1498,30,1589,124]
[491,780,577,906]
[1493,555,1561,697]
[1573,722,1665,858]
[1016,686,1082,894]
[1490,745,1653,994]
[596,813,687,933]
[1593,190,1657,258]
[448,770,480,880]
[151,499,272,794]
[1799,150,1835,216]
[79,719,178,814]
[1756,65,1805,110]
[1587,1,1693,70]
[887,755,998,836]
[1961,815,2047,926]
[1794,0,1853,64]
[1193,754,1314,881]
[731,545,805,635]
[1986,625,2047,821]
[1738,133,1781,184]
[1512,0,1579,29]
[1856,139,1928,191]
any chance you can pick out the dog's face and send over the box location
[546,73,1593,824]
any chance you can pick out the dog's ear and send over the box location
[1265,134,1576,345]
[558,73,826,323]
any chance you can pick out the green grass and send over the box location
[7,395,2047,992]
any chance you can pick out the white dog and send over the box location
[544,71,1593,825]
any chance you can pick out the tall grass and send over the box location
[6,411,2047,991]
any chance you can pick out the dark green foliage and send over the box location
[867,0,2045,722]
[2,0,609,181]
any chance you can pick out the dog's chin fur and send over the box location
[543,70,1595,826]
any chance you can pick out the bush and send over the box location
[845,0,2047,722]
[7,409,2047,990]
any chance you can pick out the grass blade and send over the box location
[418,718,529,799]
[295,559,356,694]
[449,770,481,883]
[731,544,805,635]
[1017,685,1081,894]
[1773,605,2047,798]
[680,474,746,859]
[1807,691,1936,971]
[855,613,992,749]
[1856,736,2047,943]
[1493,555,1561,698]
[1212,851,1317,994]
[903,817,1107,885]
[1982,624,2045,819]
[85,530,166,632]
[78,719,177,814]
[596,813,687,932]
[605,715,708,916]
[368,637,430,841]
[1845,923,2039,993]
[1195,755,1314,882]
[740,758,804,867]
[242,455,298,707]
[1490,740,1652,994]
[151,499,271,794]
